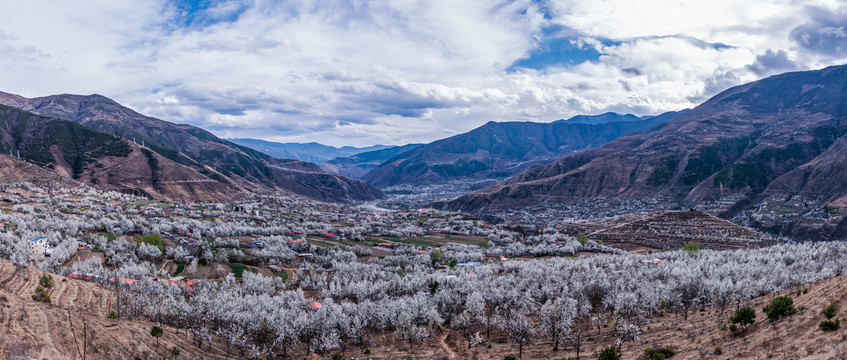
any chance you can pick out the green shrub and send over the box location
[331,352,344,360]
[682,242,700,255]
[820,319,840,331]
[108,311,118,319]
[364,348,371,355]
[763,296,795,322]
[504,356,516,360]
[32,286,51,304]
[170,347,181,357]
[39,275,53,289]
[731,306,756,331]
[598,346,622,360]
[199,257,208,266]
[823,301,838,319]
[150,326,164,346]
[644,345,677,359]
[714,347,723,355]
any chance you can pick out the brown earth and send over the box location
[586,210,777,251]
[0,154,70,184]
[0,261,232,360]
[75,144,244,203]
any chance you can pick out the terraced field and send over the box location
[587,210,777,251]
[0,261,232,359]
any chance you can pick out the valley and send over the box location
[0,43,846,360]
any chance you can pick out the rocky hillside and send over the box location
[0,92,382,203]
[320,143,422,178]
[363,114,676,187]
[585,210,776,251]
[442,65,847,219]
[0,105,239,202]
[0,154,70,184]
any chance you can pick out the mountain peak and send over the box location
[557,112,643,125]
[0,90,383,203]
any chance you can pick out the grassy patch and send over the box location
[172,264,185,276]
[229,263,257,279]
[274,272,288,283]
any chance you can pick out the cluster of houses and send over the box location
[67,272,198,293]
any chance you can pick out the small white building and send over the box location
[29,237,51,257]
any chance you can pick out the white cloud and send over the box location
[0,0,845,146]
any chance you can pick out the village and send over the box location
[2,178,847,359]
[0,179,617,291]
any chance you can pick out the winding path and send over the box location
[437,332,457,360]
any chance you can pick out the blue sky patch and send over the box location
[168,0,248,28]
[507,36,616,72]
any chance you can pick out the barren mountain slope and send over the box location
[362,114,675,187]
[0,105,240,202]
[442,65,847,215]
[586,210,776,251]
[0,92,382,203]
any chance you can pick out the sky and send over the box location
[1,0,846,147]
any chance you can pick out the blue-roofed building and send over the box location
[29,237,51,257]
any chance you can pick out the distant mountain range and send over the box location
[441,65,847,239]
[228,138,393,164]
[557,110,689,125]
[0,92,383,203]
[557,112,643,124]
[320,144,423,179]
[361,112,683,187]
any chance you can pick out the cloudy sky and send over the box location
[1,0,846,147]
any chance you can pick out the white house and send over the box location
[29,237,51,257]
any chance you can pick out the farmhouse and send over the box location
[29,237,51,257]
[286,238,305,246]
[246,239,264,248]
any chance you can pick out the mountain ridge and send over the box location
[0,91,383,203]
[0,104,241,201]
[320,143,423,179]
[362,113,682,188]
[228,138,393,164]
[439,65,847,239]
